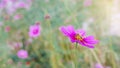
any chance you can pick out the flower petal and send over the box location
[76,29,86,36]
[78,36,98,48]
[78,41,95,48]
[59,25,75,37]
[70,38,76,43]
[83,36,99,44]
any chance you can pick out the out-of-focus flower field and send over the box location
[0,0,120,68]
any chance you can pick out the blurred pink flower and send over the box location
[59,25,98,48]
[84,0,92,7]
[15,2,26,8]
[95,63,103,68]
[5,26,11,32]
[17,50,28,59]
[0,2,4,8]
[14,14,22,20]
[0,22,3,27]
[28,24,41,38]
[14,1,31,10]
[4,0,16,15]
[14,42,22,50]
[0,0,32,15]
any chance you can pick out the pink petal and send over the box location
[77,36,98,48]
[78,41,95,48]
[59,25,75,37]
[70,38,76,43]
[83,36,99,44]
[76,29,86,36]
[15,2,26,9]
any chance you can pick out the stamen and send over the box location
[75,34,83,41]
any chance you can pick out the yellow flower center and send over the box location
[75,34,83,41]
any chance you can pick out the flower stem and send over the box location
[74,43,78,68]
[90,49,102,65]
[76,43,78,49]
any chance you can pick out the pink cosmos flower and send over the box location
[59,25,98,48]
[14,1,31,10]
[0,0,32,15]
[14,42,22,50]
[28,24,41,38]
[17,50,28,59]
[95,63,103,68]
[13,14,22,20]
[84,0,92,7]
[5,26,11,32]
[15,2,27,8]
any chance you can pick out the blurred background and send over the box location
[0,0,120,68]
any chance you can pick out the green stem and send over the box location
[76,43,78,49]
[74,43,78,68]
[90,49,101,65]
